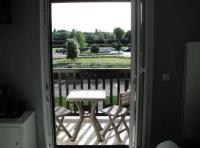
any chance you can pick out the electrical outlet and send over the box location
[162,73,170,81]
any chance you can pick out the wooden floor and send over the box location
[56,116,131,145]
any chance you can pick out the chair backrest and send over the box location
[119,90,130,107]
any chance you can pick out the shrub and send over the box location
[112,42,122,53]
[90,44,99,53]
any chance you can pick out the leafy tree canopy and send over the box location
[113,27,125,41]
[64,39,79,62]
[124,30,131,43]
[70,29,87,51]
[52,28,131,47]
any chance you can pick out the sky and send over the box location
[51,2,131,33]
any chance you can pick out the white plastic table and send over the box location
[66,90,106,142]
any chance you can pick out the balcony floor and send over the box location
[56,116,131,145]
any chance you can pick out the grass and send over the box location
[53,57,131,68]
[54,57,130,64]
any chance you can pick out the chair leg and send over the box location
[110,117,122,142]
[102,115,123,142]
[102,115,115,138]
[116,116,124,129]
[104,114,130,142]
[56,124,59,135]
[117,115,129,134]
[56,116,72,138]
[56,117,63,135]
[122,117,129,134]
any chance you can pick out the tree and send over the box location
[104,32,114,41]
[52,29,58,40]
[70,29,87,51]
[84,32,95,44]
[112,41,122,54]
[84,31,115,45]
[113,27,125,41]
[57,30,69,40]
[90,44,99,53]
[52,29,70,46]
[64,39,79,62]
[75,31,87,51]
[124,30,131,43]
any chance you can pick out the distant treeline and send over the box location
[52,28,131,48]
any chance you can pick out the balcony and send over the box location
[56,116,130,145]
[53,68,131,145]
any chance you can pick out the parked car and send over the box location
[55,48,67,54]
[108,47,116,51]
[123,48,131,52]
[99,48,111,53]
[110,50,123,54]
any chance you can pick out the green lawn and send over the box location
[53,57,131,68]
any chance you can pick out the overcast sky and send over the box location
[51,2,131,32]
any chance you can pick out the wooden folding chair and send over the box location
[55,106,72,138]
[101,91,130,142]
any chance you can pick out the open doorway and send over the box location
[50,1,136,147]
